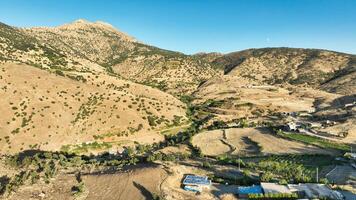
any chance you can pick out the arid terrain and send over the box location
[0,63,187,154]
[192,128,335,156]
[0,20,355,200]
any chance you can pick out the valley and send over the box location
[0,20,355,200]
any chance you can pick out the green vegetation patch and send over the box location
[61,142,114,154]
[276,130,350,152]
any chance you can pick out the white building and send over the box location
[286,122,298,131]
[344,152,356,160]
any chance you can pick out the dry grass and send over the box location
[0,63,186,154]
[192,128,335,156]
[4,165,167,200]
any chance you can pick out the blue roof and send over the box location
[238,185,263,194]
[183,175,211,186]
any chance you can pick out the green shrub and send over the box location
[55,70,65,76]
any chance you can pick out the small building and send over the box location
[306,122,322,128]
[288,183,344,200]
[238,185,263,198]
[182,175,211,192]
[286,122,299,132]
[344,152,356,160]
[344,102,355,108]
[324,120,337,126]
[261,182,292,194]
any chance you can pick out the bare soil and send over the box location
[192,128,335,156]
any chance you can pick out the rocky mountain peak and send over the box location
[32,19,137,42]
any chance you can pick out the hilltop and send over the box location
[22,20,220,95]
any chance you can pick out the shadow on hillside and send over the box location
[16,149,44,162]
[0,175,10,195]
[133,181,155,200]
[331,94,356,108]
[79,163,162,176]
[10,149,159,176]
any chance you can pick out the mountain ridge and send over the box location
[1,20,355,96]
[208,47,355,95]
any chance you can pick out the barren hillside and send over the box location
[0,63,187,154]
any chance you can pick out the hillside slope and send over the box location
[23,20,220,95]
[0,63,187,154]
[0,20,220,154]
[0,22,74,69]
[1,20,355,154]
[194,48,355,143]
[211,48,355,94]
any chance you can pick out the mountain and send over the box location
[0,20,200,154]
[23,19,136,69]
[0,20,355,154]
[22,20,220,95]
[0,19,356,200]
[193,48,355,143]
[210,48,355,95]
[0,22,87,70]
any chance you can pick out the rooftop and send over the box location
[261,182,292,194]
[345,152,356,159]
[238,185,263,195]
[182,175,211,186]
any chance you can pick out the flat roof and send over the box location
[183,175,211,186]
[238,185,263,194]
[261,182,292,194]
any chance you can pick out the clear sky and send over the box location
[1,0,355,54]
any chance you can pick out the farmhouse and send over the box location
[182,175,211,192]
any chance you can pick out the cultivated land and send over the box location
[192,128,335,156]
[0,19,355,200]
[3,164,167,200]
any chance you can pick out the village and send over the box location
[180,139,355,199]
[0,1,355,199]
[179,149,356,199]
[182,175,344,200]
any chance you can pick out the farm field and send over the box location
[192,128,335,156]
[4,164,167,200]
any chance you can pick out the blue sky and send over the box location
[1,0,355,54]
